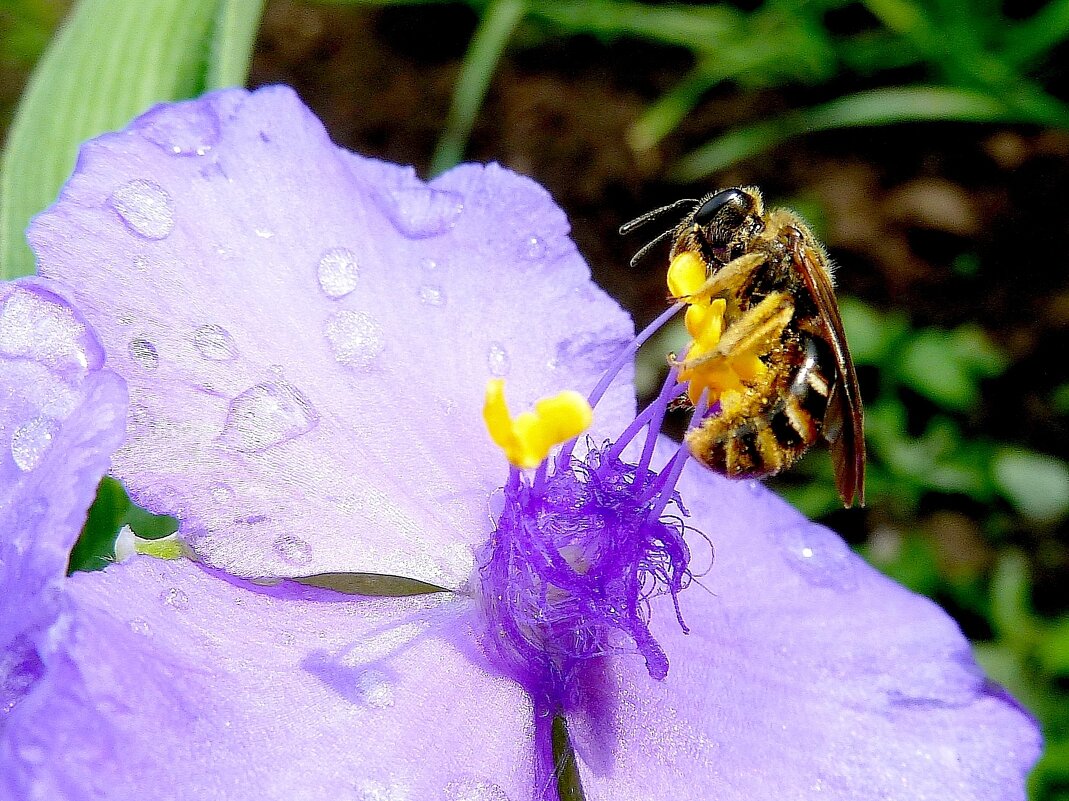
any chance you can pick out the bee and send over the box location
[622,186,865,507]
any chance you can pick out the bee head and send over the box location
[690,187,764,262]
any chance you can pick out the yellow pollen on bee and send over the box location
[669,254,769,406]
[666,251,708,298]
[483,379,593,469]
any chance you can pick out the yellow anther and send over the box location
[483,379,593,469]
[685,298,726,346]
[666,252,707,298]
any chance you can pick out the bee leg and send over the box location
[682,253,766,303]
[681,291,795,371]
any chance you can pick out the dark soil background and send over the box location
[250,1,1069,614]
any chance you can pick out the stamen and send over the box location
[484,379,593,469]
[556,301,685,469]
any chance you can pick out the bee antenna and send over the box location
[628,227,677,268]
[619,198,698,235]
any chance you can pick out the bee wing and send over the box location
[792,241,866,507]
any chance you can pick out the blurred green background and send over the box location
[2,0,1068,796]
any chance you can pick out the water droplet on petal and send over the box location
[193,324,236,361]
[418,285,445,306]
[110,179,175,239]
[220,380,319,453]
[317,248,360,299]
[274,534,313,566]
[487,342,510,377]
[420,257,439,272]
[884,649,984,709]
[771,523,858,591]
[10,416,58,472]
[555,329,630,372]
[129,618,152,637]
[254,228,274,239]
[209,482,235,504]
[138,103,219,156]
[0,286,102,370]
[374,186,463,238]
[128,337,159,369]
[161,587,190,610]
[354,779,407,801]
[444,776,511,801]
[325,311,384,370]
[521,234,546,260]
[353,669,395,709]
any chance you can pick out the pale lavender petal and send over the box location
[2,557,535,801]
[29,86,633,587]
[570,444,1041,800]
[0,278,127,717]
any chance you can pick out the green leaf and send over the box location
[207,0,267,89]
[0,0,264,279]
[837,296,910,366]
[292,573,450,596]
[671,86,1026,180]
[68,476,130,573]
[898,325,1007,411]
[430,0,527,175]
[991,448,1069,523]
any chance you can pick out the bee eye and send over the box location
[688,187,756,250]
[692,188,750,230]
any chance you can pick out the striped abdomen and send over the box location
[686,335,832,479]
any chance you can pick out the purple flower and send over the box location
[1,86,1040,800]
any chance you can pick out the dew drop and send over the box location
[420,257,439,272]
[884,649,984,709]
[444,776,511,801]
[254,228,274,239]
[0,286,102,371]
[554,329,631,372]
[771,523,858,591]
[373,186,463,238]
[521,234,546,260]
[129,618,152,637]
[273,534,313,566]
[0,637,45,715]
[10,416,58,472]
[325,311,384,370]
[219,380,319,453]
[128,337,159,369]
[418,285,445,306]
[161,587,190,610]
[487,342,510,377]
[354,779,407,801]
[138,103,219,156]
[209,482,236,504]
[317,248,360,299]
[193,324,237,361]
[353,669,395,709]
[110,179,175,240]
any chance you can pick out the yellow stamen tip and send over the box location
[667,252,707,298]
[684,297,726,346]
[483,379,593,468]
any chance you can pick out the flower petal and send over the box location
[29,86,634,587]
[569,444,1041,800]
[0,278,127,716]
[2,557,535,801]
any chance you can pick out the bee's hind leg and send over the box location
[681,291,795,371]
[680,252,766,303]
